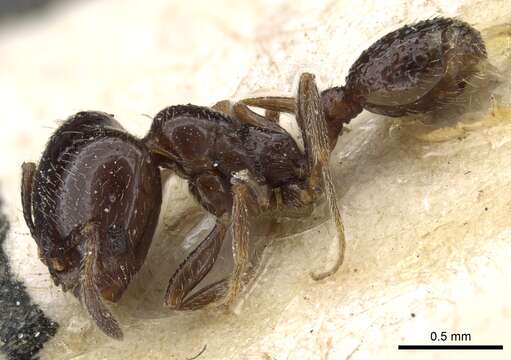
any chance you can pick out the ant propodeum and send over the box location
[21,17,489,339]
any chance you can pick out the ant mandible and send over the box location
[21,17,488,339]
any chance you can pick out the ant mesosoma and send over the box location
[21,17,488,339]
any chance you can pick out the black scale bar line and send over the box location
[398,345,503,350]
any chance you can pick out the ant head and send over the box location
[28,112,162,336]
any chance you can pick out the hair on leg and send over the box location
[241,96,296,114]
[164,221,228,310]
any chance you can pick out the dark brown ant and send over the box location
[20,17,488,339]
[21,103,333,340]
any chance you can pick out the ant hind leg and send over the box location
[296,73,347,281]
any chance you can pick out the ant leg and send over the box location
[231,102,287,134]
[265,109,280,122]
[164,221,229,309]
[211,99,232,113]
[212,99,286,133]
[241,96,296,114]
[297,73,346,281]
[166,171,265,310]
[166,170,261,309]
[277,182,315,218]
[174,177,260,309]
[79,222,123,339]
[221,179,251,306]
[165,171,232,309]
[173,278,230,310]
[21,162,37,237]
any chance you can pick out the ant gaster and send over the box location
[21,17,488,339]
[243,17,488,149]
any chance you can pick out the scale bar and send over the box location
[398,345,503,350]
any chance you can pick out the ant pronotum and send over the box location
[20,17,489,339]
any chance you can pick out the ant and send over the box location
[20,17,488,339]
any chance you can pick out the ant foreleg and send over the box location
[173,279,230,310]
[164,220,229,310]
